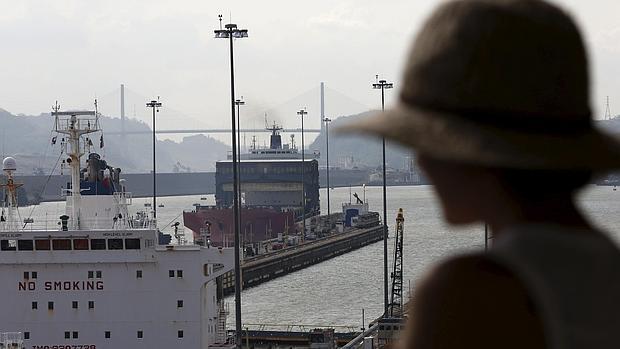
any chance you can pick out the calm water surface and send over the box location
[23,185,620,328]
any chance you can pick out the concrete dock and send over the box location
[236,329,359,348]
[222,225,384,295]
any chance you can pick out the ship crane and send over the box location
[388,208,405,317]
[352,193,364,204]
[171,221,185,245]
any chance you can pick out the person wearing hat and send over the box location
[341,0,620,347]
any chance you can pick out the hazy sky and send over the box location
[1,0,619,135]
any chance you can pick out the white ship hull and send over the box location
[0,228,234,348]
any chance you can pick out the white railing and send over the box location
[13,216,153,232]
[113,191,133,205]
[55,115,99,133]
[0,332,24,349]
[241,323,359,333]
[214,302,230,344]
[340,324,378,349]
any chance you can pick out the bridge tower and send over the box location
[121,84,125,136]
[389,208,405,317]
[320,82,325,132]
[604,96,612,120]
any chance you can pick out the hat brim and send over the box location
[337,103,620,171]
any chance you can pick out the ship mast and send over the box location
[52,101,101,230]
[266,121,283,136]
[266,121,283,150]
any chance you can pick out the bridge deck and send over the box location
[107,128,321,135]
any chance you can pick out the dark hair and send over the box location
[492,168,592,201]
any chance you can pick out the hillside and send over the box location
[0,108,230,174]
[309,111,415,170]
[2,107,618,175]
[310,112,620,171]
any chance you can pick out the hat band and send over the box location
[408,99,592,134]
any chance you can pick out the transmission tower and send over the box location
[605,96,612,120]
[389,208,405,317]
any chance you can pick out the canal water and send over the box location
[22,185,620,329]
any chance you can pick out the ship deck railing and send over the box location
[154,244,203,251]
[340,324,379,349]
[54,114,99,133]
[113,191,133,204]
[241,323,360,333]
[0,331,24,349]
[1,217,154,232]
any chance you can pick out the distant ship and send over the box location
[184,122,320,247]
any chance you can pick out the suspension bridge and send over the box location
[87,82,373,138]
[106,128,321,135]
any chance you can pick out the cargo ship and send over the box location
[0,105,234,347]
[183,122,320,247]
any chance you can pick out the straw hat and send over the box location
[340,0,620,170]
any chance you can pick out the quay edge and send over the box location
[222,224,385,295]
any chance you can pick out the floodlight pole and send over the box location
[215,17,248,348]
[298,109,308,240]
[235,98,245,223]
[146,99,162,220]
[323,117,332,218]
[373,76,393,317]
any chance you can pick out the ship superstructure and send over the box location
[238,122,302,160]
[0,104,234,348]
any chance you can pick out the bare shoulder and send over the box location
[405,254,545,349]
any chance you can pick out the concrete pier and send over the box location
[235,329,359,348]
[222,225,384,295]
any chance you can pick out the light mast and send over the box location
[52,101,100,230]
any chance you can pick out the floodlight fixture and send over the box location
[233,29,249,38]
[373,80,393,90]
[214,30,229,39]
[214,23,249,40]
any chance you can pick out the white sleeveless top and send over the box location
[488,225,620,349]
